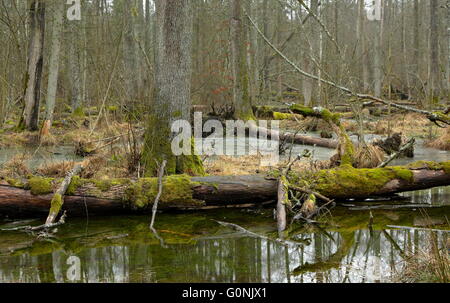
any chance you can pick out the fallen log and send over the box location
[0,161,448,217]
[249,123,339,149]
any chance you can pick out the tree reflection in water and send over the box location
[0,227,447,283]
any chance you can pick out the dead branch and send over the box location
[245,11,450,126]
[45,162,85,225]
[150,160,167,230]
[214,220,303,247]
[378,138,416,168]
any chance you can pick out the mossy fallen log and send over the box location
[0,161,449,217]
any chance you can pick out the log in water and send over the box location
[0,161,448,217]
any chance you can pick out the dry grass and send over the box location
[204,155,273,175]
[204,155,331,176]
[36,160,76,178]
[367,113,440,138]
[425,127,450,151]
[396,234,449,283]
[35,153,121,179]
[0,131,39,148]
[0,154,31,178]
[353,144,386,168]
[38,133,57,146]
[395,211,450,283]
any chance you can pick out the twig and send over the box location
[214,220,303,247]
[150,160,167,229]
[276,178,288,234]
[244,10,450,126]
[297,0,341,54]
[378,138,416,168]
[277,150,312,233]
[289,185,333,204]
[45,162,85,225]
[2,211,67,232]
[283,150,311,175]
[387,225,450,233]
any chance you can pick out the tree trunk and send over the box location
[123,0,140,110]
[230,0,254,120]
[20,0,45,131]
[0,162,448,217]
[373,18,383,98]
[447,0,450,95]
[142,0,204,177]
[358,0,370,93]
[302,0,319,106]
[260,0,269,94]
[41,0,65,136]
[429,0,441,102]
[413,0,420,96]
[68,20,82,114]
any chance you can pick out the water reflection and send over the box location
[0,226,447,283]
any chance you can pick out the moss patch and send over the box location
[288,165,418,199]
[5,178,25,188]
[49,193,63,216]
[125,174,204,209]
[406,161,448,172]
[66,176,131,197]
[27,177,54,195]
[290,104,341,125]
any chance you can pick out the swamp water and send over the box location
[0,142,448,283]
[0,187,448,283]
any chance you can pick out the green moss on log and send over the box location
[28,177,53,195]
[5,178,25,188]
[431,112,450,125]
[406,160,447,172]
[290,105,341,125]
[273,112,295,120]
[49,193,63,216]
[287,164,419,199]
[125,174,204,209]
[66,176,131,197]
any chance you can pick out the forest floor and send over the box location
[0,109,448,180]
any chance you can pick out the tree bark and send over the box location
[358,0,369,93]
[68,20,82,113]
[142,0,204,177]
[429,0,441,102]
[123,0,140,110]
[20,0,45,131]
[42,0,65,136]
[302,0,319,106]
[230,0,254,120]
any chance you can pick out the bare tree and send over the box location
[20,0,45,131]
[429,0,441,102]
[142,0,204,177]
[41,0,65,137]
[230,0,254,120]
